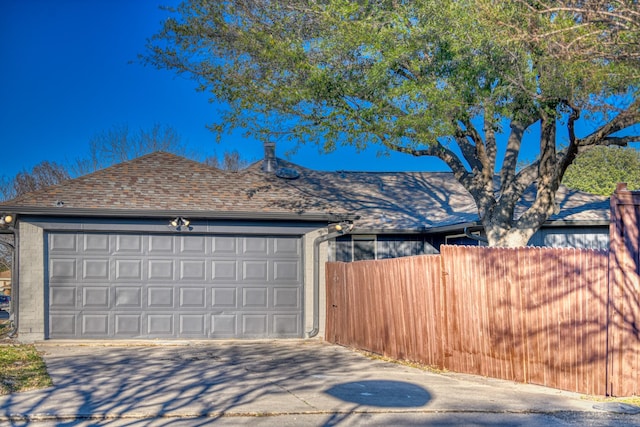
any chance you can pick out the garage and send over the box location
[47,231,303,339]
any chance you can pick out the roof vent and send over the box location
[275,167,300,180]
[262,142,277,173]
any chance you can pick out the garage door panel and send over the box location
[273,314,301,336]
[148,260,175,280]
[243,237,268,255]
[50,234,77,252]
[50,313,77,336]
[50,287,76,309]
[147,314,174,335]
[48,232,303,339]
[242,314,268,336]
[149,235,174,253]
[212,288,237,308]
[273,238,300,255]
[115,259,142,280]
[180,260,206,280]
[242,287,269,308]
[83,259,110,280]
[212,260,237,281]
[116,235,143,253]
[148,287,174,308]
[274,260,300,281]
[180,235,206,253]
[115,287,142,308]
[211,314,237,337]
[273,287,300,308]
[180,314,206,336]
[115,314,142,336]
[82,313,110,336]
[212,236,237,255]
[242,260,268,281]
[83,234,110,253]
[50,259,77,280]
[82,287,110,308]
[179,287,206,308]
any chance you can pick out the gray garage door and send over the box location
[47,232,303,339]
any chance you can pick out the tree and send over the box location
[203,150,249,171]
[70,123,249,174]
[70,124,190,175]
[562,146,640,196]
[504,0,640,65]
[145,0,640,246]
[0,161,70,201]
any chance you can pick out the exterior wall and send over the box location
[16,216,327,342]
[17,221,45,342]
[528,226,609,250]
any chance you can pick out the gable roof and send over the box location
[0,151,609,231]
[0,152,345,221]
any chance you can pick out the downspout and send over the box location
[10,224,18,338]
[307,225,353,338]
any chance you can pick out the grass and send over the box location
[0,344,52,395]
[0,321,9,338]
[584,395,640,407]
[356,348,447,374]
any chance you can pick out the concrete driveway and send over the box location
[0,340,638,426]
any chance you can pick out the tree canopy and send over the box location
[146,0,640,246]
[70,124,189,176]
[563,146,640,196]
[0,161,69,202]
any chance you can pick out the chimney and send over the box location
[262,142,277,173]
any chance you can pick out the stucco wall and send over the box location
[17,221,45,342]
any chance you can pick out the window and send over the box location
[353,235,376,261]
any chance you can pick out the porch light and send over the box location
[0,214,13,226]
[328,221,354,234]
[169,217,191,231]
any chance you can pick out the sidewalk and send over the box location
[0,340,638,426]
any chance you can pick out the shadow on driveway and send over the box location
[0,340,622,426]
[0,341,431,424]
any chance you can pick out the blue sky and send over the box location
[0,0,453,179]
[1,1,637,181]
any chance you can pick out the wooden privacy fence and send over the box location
[326,247,614,395]
[608,184,640,397]
[326,186,640,396]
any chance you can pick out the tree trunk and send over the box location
[483,218,538,248]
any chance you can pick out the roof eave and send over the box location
[1,206,353,223]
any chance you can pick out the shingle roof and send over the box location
[257,161,609,230]
[0,151,609,231]
[0,152,338,217]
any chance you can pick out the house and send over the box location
[0,148,610,342]
[0,270,10,295]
